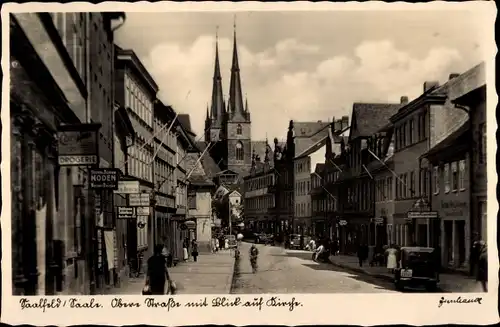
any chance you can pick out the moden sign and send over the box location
[90,168,119,190]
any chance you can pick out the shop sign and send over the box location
[338,220,347,226]
[114,180,140,194]
[374,217,384,224]
[407,211,438,219]
[57,124,99,166]
[129,193,150,206]
[90,168,119,190]
[136,206,151,216]
[117,206,136,219]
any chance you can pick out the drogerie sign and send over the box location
[90,168,119,190]
[57,123,100,166]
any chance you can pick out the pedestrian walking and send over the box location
[476,241,488,292]
[219,235,225,251]
[215,238,220,252]
[192,239,199,262]
[357,244,368,267]
[143,244,173,295]
[183,238,189,261]
[385,244,398,273]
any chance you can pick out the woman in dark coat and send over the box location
[145,244,172,295]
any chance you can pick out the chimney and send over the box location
[400,96,409,104]
[341,116,349,131]
[449,73,460,80]
[423,81,440,92]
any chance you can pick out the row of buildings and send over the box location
[9,12,221,296]
[243,62,487,272]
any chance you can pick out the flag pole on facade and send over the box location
[150,113,179,164]
[313,171,338,203]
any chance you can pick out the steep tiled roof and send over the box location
[295,123,331,158]
[185,153,214,186]
[178,114,193,133]
[315,163,326,174]
[294,122,330,137]
[351,103,401,139]
[194,141,221,178]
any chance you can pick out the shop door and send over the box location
[444,221,453,265]
[456,220,466,266]
[417,224,428,247]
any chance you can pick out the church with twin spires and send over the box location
[203,25,273,179]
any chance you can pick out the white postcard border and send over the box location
[1,1,498,326]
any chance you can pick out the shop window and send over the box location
[444,163,450,193]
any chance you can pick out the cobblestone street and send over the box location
[231,242,398,294]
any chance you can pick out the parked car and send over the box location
[394,247,440,291]
[255,233,267,244]
[289,234,303,250]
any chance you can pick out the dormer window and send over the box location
[236,124,242,135]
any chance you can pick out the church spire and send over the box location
[210,26,224,127]
[206,104,210,120]
[228,16,245,117]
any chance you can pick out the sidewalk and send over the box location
[328,255,480,292]
[114,250,235,295]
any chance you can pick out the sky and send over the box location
[115,9,488,143]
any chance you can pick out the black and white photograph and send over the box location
[1,1,497,326]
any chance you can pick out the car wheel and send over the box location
[395,281,404,291]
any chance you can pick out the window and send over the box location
[444,164,450,193]
[422,168,428,196]
[404,174,408,198]
[410,171,415,196]
[451,162,458,191]
[433,166,439,194]
[236,124,242,135]
[409,119,414,144]
[459,160,466,190]
[479,123,486,164]
[188,191,196,209]
[235,142,244,161]
[387,177,393,200]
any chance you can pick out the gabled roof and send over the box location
[314,163,326,174]
[294,122,330,137]
[294,123,331,158]
[178,114,193,133]
[185,153,214,187]
[350,102,401,140]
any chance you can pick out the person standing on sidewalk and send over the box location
[191,239,199,262]
[144,244,173,295]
